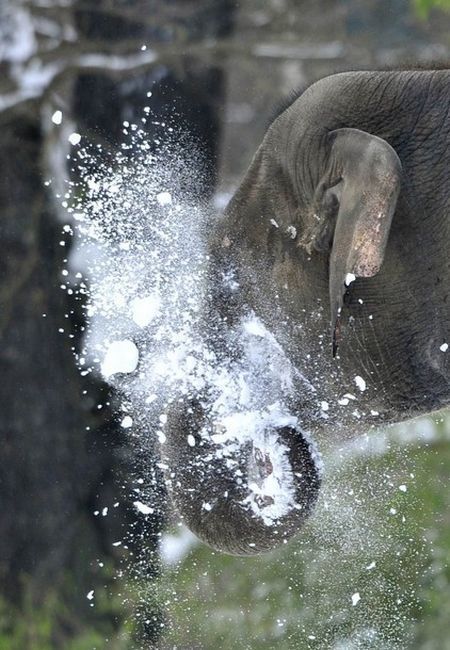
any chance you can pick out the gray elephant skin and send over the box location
[161,69,450,555]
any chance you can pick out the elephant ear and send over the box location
[321,128,402,356]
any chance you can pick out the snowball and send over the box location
[399,484,407,492]
[68,132,81,145]
[345,273,356,286]
[51,110,62,125]
[354,375,366,392]
[156,191,172,206]
[87,590,94,600]
[440,343,448,352]
[130,294,161,327]
[101,340,139,377]
[320,401,329,411]
[187,434,195,447]
[120,415,133,429]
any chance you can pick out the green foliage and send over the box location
[413,0,450,19]
[0,577,131,650]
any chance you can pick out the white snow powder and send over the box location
[130,294,161,327]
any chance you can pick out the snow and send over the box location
[440,343,448,352]
[351,592,361,606]
[63,117,323,543]
[68,132,81,145]
[101,340,139,377]
[345,273,356,286]
[51,110,63,125]
[354,376,367,392]
[130,294,161,327]
[156,191,172,206]
[160,527,198,565]
[133,500,154,515]
[120,415,133,428]
[86,590,94,600]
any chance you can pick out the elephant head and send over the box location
[162,69,450,554]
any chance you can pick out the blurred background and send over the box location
[1,1,450,648]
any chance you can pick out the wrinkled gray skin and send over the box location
[163,70,450,555]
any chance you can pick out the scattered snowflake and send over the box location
[354,375,367,392]
[351,592,361,606]
[133,501,154,515]
[51,110,62,125]
[68,132,81,145]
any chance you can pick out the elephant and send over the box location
[160,69,450,555]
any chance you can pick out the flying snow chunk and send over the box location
[87,590,94,600]
[120,415,133,429]
[354,375,367,392]
[68,132,81,145]
[440,343,448,352]
[345,273,356,286]
[133,500,154,515]
[156,191,172,206]
[130,294,161,327]
[351,592,361,606]
[101,340,139,378]
[51,110,62,125]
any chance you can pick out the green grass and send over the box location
[157,416,450,649]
